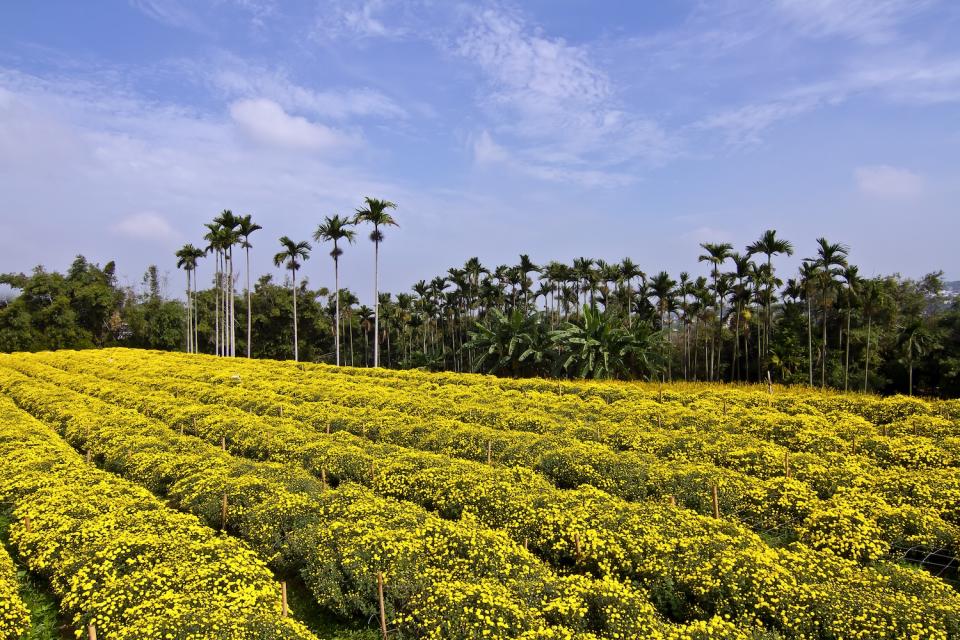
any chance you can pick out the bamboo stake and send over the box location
[23,515,30,532]
[321,467,327,491]
[86,449,92,463]
[851,435,857,455]
[882,424,888,437]
[377,572,388,640]
[370,460,376,484]
[668,494,676,507]
[326,422,331,434]
[221,493,228,530]
[486,441,492,465]
[281,581,288,617]
[88,624,97,640]
[711,485,720,519]
[221,436,226,451]
[279,405,284,417]
[784,453,791,479]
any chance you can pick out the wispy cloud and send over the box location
[773,0,933,44]
[855,165,925,198]
[111,211,179,240]
[229,98,359,151]
[456,6,676,184]
[207,62,407,120]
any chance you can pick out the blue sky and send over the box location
[1,0,958,299]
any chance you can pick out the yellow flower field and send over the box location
[0,348,958,639]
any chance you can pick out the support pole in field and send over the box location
[711,485,720,519]
[281,581,288,617]
[279,405,284,417]
[784,453,791,479]
[486,441,492,465]
[23,515,30,532]
[87,624,97,640]
[377,572,388,640]
[882,424,888,437]
[326,422,331,434]
[321,467,327,491]
[668,494,676,507]
[86,449,92,464]
[221,436,226,451]
[370,460,376,484]
[851,435,857,455]
[221,493,228,530]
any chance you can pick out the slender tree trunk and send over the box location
[864,316,872,392]
[246,246,252,358]
[334,256,341,366]
[292,271,299,362]
[214,252,220,357]
[844,309,851,391]
[807,296,813,386]
[908,336,913,396]
[373,239,380,367]
[821,302,828,389]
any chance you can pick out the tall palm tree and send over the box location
[237,214,262,358]
[203,222,232,357]
[273,236,311,362]
[175,244,202,353]
[619,258,643,326]
[799,261,818,386]
[314,214,356,366]
[841,265,860,391]
[516,254,540,310]
[746,230,794,372]
[807,238,849,388]
[860,279,887,392]
[698,242,733,380]
[214,210,241,357]
[353,197,399,367]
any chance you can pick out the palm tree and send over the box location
[899,319,936,396]
[841,265,860,391]
[698,242,733,380]
[799,261,818,386]
[175,244,202,353]
[516,254,540,310]
[620,258,644,326]
[746,230,794,373]
[314,214,356,366]
[214,210,241,357]
[860,279,887,392]
[807,238,849,388]
[237,214,262,358]
[273,236,311,362]
[353,197,399,367]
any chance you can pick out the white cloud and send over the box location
[111,212,178,240]
[209,64,407,120]
[315,0,407,40]
[455,7,675,183]
[855,165,925,198]
[229,98,357,151]
[774,0,932,44]
[698,98,821,146]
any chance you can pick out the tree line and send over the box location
[2,208,958,396]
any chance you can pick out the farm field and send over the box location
[1,349,959,639]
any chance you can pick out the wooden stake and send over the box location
[321,467,327,490]
[377,572,388,640]
[370,460,376,484]
[281,581,288,617]
[326,422,331,434]
[221,493,228,530]
[86,449,92,463]
[668,494,676,507]
[882,424,888,437]
[711,485,720,519]
[88,624,97,640]
[574,533,582,561]
[486,441,492,465]
[221,436,226,451]
[279,405,284,417]
[23,515,30,532]
[851,435,857,455]
[523,538,528,550]
[784,453,791,479]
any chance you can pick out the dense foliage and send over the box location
[3,224,960,396]
[1,349,960,638]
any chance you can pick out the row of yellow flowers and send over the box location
[0,537,30,640]
[41,351,960,566]
[8,351,960,638]
[0,360,755,640]
[113,350,960,473]
[0,394,316,640]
